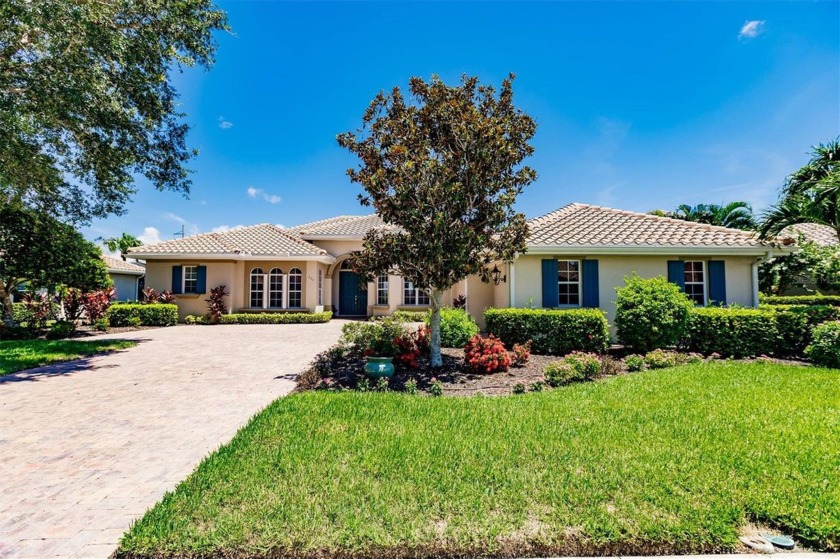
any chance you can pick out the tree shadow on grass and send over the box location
[0,338,146,384]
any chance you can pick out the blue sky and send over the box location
[86,0,840,248]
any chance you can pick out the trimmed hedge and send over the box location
[771,305,840,356]
[108,303,178,327]
[218,312,333,324]
[484,308,609,355]
[392,310,429,322]
[805,321,840,368]
[760,295,840,307]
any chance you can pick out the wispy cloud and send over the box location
[218,116,233,129]
[162,212,199,235]
[138,226,163,245]
[739,20,765,40]
[246,186,282,204]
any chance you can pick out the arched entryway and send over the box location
[337,261,368,316]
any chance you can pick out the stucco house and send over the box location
[127,203,787,329]
[102,255,145,301]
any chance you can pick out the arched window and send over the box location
[250,268,265,308]
[288,268,302,308]
[269,268,284,308]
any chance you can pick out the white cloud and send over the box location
[218,116,233,129]
[138,226,163,245]
[246,186,282,204]
[739,20,765,39]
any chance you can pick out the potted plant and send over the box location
[363,334,398,379]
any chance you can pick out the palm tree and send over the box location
[760,139,840,243]
[103,233,141,261]
[667,202,756,230]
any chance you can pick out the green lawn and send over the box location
[0,339,137,376]
[118,362,839,558]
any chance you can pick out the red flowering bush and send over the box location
[82,288,116,323]
[464,334,511,374]
[393,326,430,369]
[511,340,532,366]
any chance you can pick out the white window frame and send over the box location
[288,268,303,308]
[376,274,389,306]
[183,265,198,294]
[557,259,581,307]
[403,279,430,306]
[317,269,323,306]
[250,267,265,308]
[684,261,706,306]
[268,268,284,308]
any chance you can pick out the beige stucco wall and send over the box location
[511,254,758,331]
[144,260,238,320]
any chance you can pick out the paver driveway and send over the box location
[0,321,346,559]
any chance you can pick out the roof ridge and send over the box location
[264,223,328,255]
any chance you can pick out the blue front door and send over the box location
[339,271,367,316]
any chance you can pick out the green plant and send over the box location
[392,310,430,323]
[644,349,679,369]
[107,303,178,327]
[624,354,645,372]
[60,287,85,322]
[206,285,229,324]
[426,308,479,348]
[217,312,333,325]
[512,383,526,394]
[544,361,581,386]
[511,341,532,366]
[464,334,511,374]
[20,292,56,329]
[615,275,695,353]
[772,305,840,356]
[340,318,408,357]
[82,288,115,324]
[375,377,390,392]
[760,295,840,307]
[805,321,840,368]
[158,290,177,304]
[429,378,443,397]
[405,379,418,395]
[682,307,779,358]
[484,308,609,355]
[92,318,109,332]
[564,352,602,379]
[45,320,75,340]
[140,287,159,304]
[127,316,142,328]
[529,381,545,392]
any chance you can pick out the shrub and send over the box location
[615,275,695,353]
[127,316,142,328]
[392,310,429,323]
[184,314,209,325]
[46,320,75,340]
[529,381,545,392]
[682,307,778,358]
[625,354,645,372]
[205,285,229,324]
[340,318,407,357]
[429,378,443,397]
[512,383,526,394]
[20,292,56,329]
[644,349,679,369]
[427,308,479,348]
[452,295,466,309]
[218,312,333,324]
[761,295,840,307]
[0,325,37,340]
[158,290,177,304]
[82,288,115,324]
[544,351,601,386]
[61,288,85,322]
[92,317,109,332]
[464,334,511,374]
[772,305,840,356]
[108,303,178,327]
[140,287,159,304]
[511,341,532,366]
[805,321,840,368]
[484,308,609,355]
[405,379,418,395]
[394,327,429,369]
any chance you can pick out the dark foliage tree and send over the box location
[0,0,228,223]
[338,74,537,366]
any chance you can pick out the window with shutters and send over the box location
[557,260,580,306]
[183,266,198,294]
[684,261,706,305]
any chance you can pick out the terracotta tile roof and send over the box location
[779,223,838,246]
[293,214,389,238]
[102,255,145,274]
[128,224,328,257]
[527,203,767,249]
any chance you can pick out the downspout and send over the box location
[509,253,518,308]
[751,251,774,307]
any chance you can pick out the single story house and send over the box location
[102,255,145,301]
[777,222,838,295]
[127,203,788,330]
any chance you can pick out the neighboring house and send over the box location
[777,222,839,295]
[128,203,788,330]
[102,255,145,301]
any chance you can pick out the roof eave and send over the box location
[299,234,366,241]
[524,244,795,256]
[130,253,336,264]
[106,268,145,276]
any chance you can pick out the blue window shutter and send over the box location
[541,259,559,308]
[667,261,685,290]
[582,260,600,308]
[708,260,726,306]
[171,266,183,294]
[196,266,207,294]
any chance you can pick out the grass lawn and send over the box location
[118,361,839,558]
[0,339,137,376]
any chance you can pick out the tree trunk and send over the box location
[429,289,444,368]
[0,283,17,328]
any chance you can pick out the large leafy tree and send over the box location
[0,0,228,223]
[338,74,537,367]
[104,233,142,261]
[1,206,111,326]
[759,139,840,243]
[758,237,840,295]
[656,201,756,230]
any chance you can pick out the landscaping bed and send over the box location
[117,361,840,558]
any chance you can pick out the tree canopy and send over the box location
[337,74,537,366]
[649,202,756,230]
[0,205,111,325]
[0,0,228,223]
[104,233,142,261]
[759,139,840,243]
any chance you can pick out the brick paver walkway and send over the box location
[0,322,345,559]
